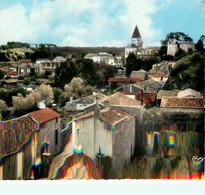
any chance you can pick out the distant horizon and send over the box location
[0,0,204,47]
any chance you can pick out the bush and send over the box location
[24,79,31,86]
[18,76,24,80]
[191,54,201,63]
[30,76,37,81]
[2,110,11,120]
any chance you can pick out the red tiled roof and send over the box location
[7,71,18,75]
[151,73,164,78]
[108,77,141,83]
[0,116,38,158]
[99,92,141,106]
[19,59,32,63]
[74,108,135,125]
[161,97,204,108]
[120,92,156,105]
[29,108,61,123]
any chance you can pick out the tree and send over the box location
[195,38,204,53]
[24,79,31,86]
[96,63,117,87]
[160,32,193,57]
[53,88,63,104]
[38,84,54,106]
[75,58,99,86]
[125,53,137,76]
[161,32,193,46]
[0,99,9,120]
[54,60,77,89]
[31,46,52,62]
[0,100,8,113]
[13,84,54,112]
[59,77,96,107]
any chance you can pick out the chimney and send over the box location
[141,89,144,106]
[70,96,73,103]
[144,86,146,91]
[130,84,133,93]
[94,93,101,118]
[104,100,111,108]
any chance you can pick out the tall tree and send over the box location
[161,32,193,46]
[54,60,77,89]
[195,37,204,53]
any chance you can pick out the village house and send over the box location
[72,107,136,169]
[108,77,141,88]
[135,79,164,93]
[160,97,204,115]
[33,63,43,76]
[53,56,67,62]
[84,52,115,66]
[151,73,164,82]
[156,89,180,106]
[0,116,39,180]
[0,108,62,180]
[64,93,106,112]
[36,59,60,74]
[119,91,156,107]
[151,62,172,74]
[117,83,152,94]
[84,53,101,63]
[0,79,23,88]
[130,69,148,81]
[5,71,19,79]
[18,59,33,77]
[99,92,146,125]
[28,108,62,156]
[114,54,124,68]
[177,88,202,98]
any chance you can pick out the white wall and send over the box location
[73,117,112,159]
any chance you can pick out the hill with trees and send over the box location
[163,52,204,92]
[51,46,124,56]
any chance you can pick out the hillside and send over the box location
[0,47,34,61]
[51,46,125,55]
[163,52,204,92]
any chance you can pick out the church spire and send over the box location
[132,25,141,38]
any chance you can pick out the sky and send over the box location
[0,0,204,47]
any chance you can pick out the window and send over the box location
[55,129,58,146]
[27,69,30,73]
[21,69,24,73]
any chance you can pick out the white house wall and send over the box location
[94,119,112,157]
[39,117,61,156]
[17,151,23,179]
[74,117,95,158]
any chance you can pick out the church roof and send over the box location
[132,25,141,38]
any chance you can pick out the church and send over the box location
[125,25,160,60]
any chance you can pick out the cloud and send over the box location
[0,0,166,46]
